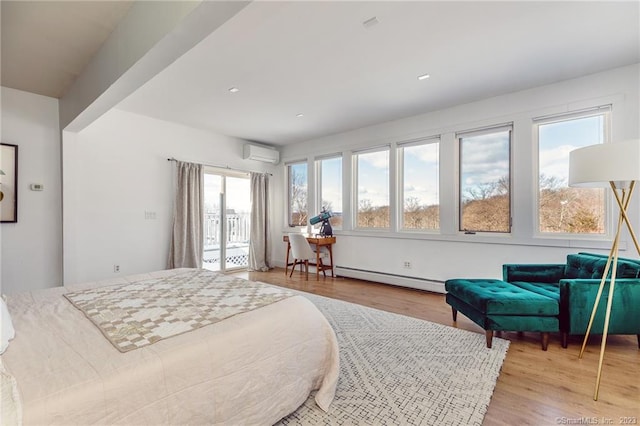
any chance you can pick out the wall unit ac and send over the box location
[243,144,280,164]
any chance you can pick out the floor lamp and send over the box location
[568,139,640,401]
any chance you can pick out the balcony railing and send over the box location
[204,211,250,246]
[203,211,250,269]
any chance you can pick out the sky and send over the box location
[204,173,251,214]
[538,115,604,183]
[320,156,342,212]
[352,114,604,209]
[220,114,606,221]
[401,142,439,206]
[354,141,440,209]
[460,130,510,199]
[357,149,389,209]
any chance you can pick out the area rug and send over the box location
[276,293,509,426]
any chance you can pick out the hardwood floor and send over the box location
[237,268,640,425]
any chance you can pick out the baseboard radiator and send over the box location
[334,266,446,294]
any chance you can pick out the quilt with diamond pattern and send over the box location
[64,269,293,352]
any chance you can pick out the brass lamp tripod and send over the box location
[569,139,640,401]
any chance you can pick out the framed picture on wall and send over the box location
[0,143,18,223]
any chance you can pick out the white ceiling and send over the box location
[1,1,133,99]
[116,1,640,145]
[3,1,639,146]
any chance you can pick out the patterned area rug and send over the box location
[277,293,509,426]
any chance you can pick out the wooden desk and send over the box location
[283,235,336,279]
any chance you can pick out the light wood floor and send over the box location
[236,268,640,426]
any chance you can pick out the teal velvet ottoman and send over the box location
[445,279,560,350]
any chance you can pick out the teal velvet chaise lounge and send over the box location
[446,253,640,350]
[445,278,558,350]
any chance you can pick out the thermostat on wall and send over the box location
[30,183,44,191]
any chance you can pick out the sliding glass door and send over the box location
[203,171,251,272]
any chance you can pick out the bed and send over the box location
[0,268,339,425]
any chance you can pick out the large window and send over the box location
[536,107,609,235]
[458,125,512,233]
[287,161,307,226]
[399,138,439,230]
[317,155,343,228]
[355,147,390,228]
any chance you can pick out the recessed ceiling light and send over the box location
[363,16,379,29]
[228,87,240,93]
[417,74,430,81]
[296,113,304,118]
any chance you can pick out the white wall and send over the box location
[276,64,640,290]
[56,64,640,289]
[63,108,276,284]
[0,87,62,294]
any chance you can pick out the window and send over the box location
[203,170,251,272]
[317,155,343,228]
[287,161,307,226]
[458,125,512,233]
[355,147,390,228]
[536,107,609,235]
[399,138,440,230]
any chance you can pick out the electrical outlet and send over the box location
[113,264,120,273]
[403,261,411,269]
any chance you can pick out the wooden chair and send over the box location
[288,233,328,280]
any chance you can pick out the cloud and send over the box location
[358,184,389,207]
[539,144,576,182]
[405,143,438,164]
[404,182,439,205]
[460,133,509,186]
[358,150,389,169]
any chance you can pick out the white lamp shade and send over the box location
[569,139,640,188]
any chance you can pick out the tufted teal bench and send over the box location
[445,278,559,350]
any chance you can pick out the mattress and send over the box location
[1,269,339,425]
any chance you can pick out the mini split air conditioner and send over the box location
[243,144,280,164]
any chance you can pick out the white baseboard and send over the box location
[334,266,446,294]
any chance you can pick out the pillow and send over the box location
[1,297,15,354]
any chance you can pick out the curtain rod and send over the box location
[167,157,273,176]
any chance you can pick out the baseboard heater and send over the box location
[334,266,446,294]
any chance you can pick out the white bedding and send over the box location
[1,269,339,425]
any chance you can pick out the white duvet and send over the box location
[1,269,339,425]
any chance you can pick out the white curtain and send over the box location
[248,172,271,271]
[167,161,204,269]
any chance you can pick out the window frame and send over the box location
[353,145,391,230]
[397,136,441,232]
[286,160,308,227]
[315,153,343,230]
[533,105,611,238]
[457,123,513,234]
[202,167,251,272]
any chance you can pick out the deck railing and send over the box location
[203,211,250,269]
[204,211,250,247]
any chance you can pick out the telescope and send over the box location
[309,210,332,225]
[309,209,333,236]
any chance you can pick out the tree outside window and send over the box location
[400,140,439,230]
[537,110,608,234]
[459,127,511,233]
[356,148,390,228]
[288,162,307,226]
